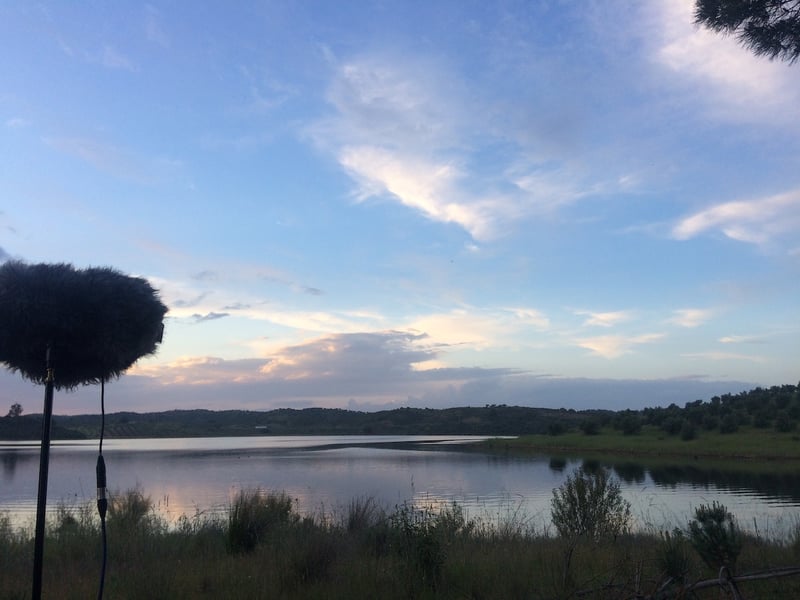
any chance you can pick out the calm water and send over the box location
[2,436,799,538]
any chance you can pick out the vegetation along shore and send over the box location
[4,473,800,599]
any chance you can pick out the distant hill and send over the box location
[0,414,87,440]
[0,405,609,440]
[2,383,796,441]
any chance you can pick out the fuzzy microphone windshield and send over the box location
[0,261,167,389]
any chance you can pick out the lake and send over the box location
[2,435,799,539]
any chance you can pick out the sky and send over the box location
[1,0,798,415]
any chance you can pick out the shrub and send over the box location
[680,420,696,441]
[550,467,631,541]
[388,501,474,590]
[687,501,742,573]
[619,415,641,436]
[345,495,389,554]
[775,411,796,433]
[345,495,384,533]
[284,519,338,586]
[108,487,159,533]
[579,420,599,435]
[657,529,692,586]
[227,488,297,554]
[661,416,683,436]
[702,414,719,431]
[719,414,739,434]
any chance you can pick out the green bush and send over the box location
[227,488,297,554]
[687,501,742,573]
[550,467,631,541]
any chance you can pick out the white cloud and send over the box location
[574,309,634,328]
[668,308,714,328]
[339,145,501,239]
[313,54,620,241]
[131,356,267,384]
[672,188,800,247]
[406,306,549,352]
[652,0,800,126]
[719,335,766,344]
[577,333,664,359]
[504,307,551,329]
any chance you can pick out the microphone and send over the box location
[96,455,108,519]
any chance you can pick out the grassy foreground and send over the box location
[482,425,800,461]
[2,488,800,599]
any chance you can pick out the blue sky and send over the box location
[1,1,798,415]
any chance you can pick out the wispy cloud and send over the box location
[5,117,28,128]
[100,45,137,71]
[339,146,501,239]
[191,312,230,323]
[719,335,766,344]
[682,351,766,363]
[574,309,635,328]
[312,54,620,241]
[406,306,549,352]
[668,308,714,328]
[144,4,169,47]
[652,0,800,126]
[131,356,268,384]
[43,136,183,184]
[672,188,800,248]
[577,333,664,359]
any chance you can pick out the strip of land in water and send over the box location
[479,426,800,463]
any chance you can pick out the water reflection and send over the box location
[1,437,798,538]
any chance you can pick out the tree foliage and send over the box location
[5,403,22,418]
[695,0,800,63]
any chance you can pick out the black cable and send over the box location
[96,378,108,600]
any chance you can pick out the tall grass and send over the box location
[226,488,296,553]
[2,488,800,599]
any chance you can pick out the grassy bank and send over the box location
[2,487,800,599]
[482,425,800,462]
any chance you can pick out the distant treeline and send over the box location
[0,405,610,440]
[580,383,800,440]
[0,382,797,441]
